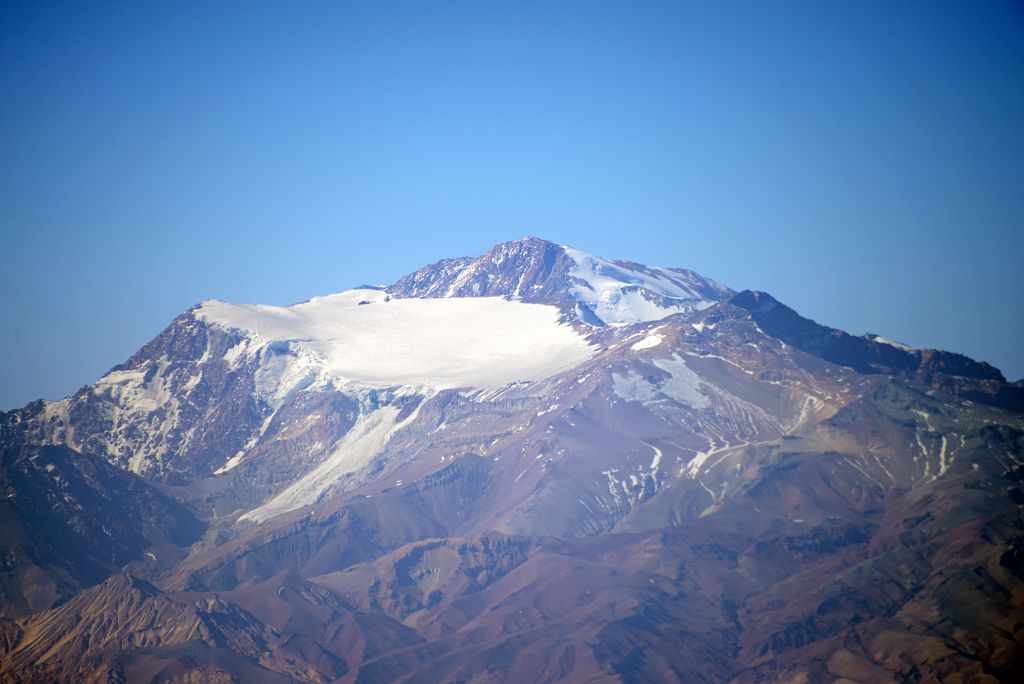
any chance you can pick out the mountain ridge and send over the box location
[1,237,1022,682]
[388,236,732,325]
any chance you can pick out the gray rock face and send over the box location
[389,236,578,300]
[0,439,202,616]
[21,311,265,482]
[2,237,1023,682]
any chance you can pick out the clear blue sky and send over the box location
[2,1,1023,410]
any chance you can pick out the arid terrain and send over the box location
[2,238,1021,683]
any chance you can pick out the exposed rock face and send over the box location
[729,289,1018,409]
[0,439,202,617]
[1,237,1022,682]
[20,311,267,482]
[389,236,578,300]
[0,573,358,683]
[389,236,732,325]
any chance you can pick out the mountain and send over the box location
[730,290,1019,410]
[1,237,1022,683]
[389,235,732,324]
[0,436,202,617]
[0,572,390,683]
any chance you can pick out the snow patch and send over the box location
[93,368,170,414]
[214,412,277,475]
[643,441,662,471]
[631,333,664,351]
[222,338,250,367]
[612,372,658,402]
[865,334,914,351]
[651,356,710,409]
[611,355,709,409]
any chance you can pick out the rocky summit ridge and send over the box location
[1,237,1022,683]
[389,236,732,325]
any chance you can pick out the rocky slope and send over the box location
[1,237,1021,683]
[0,436,202,617]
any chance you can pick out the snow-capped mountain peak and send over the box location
[388,236,732,325]
[560,245,731,325]
[4,237,1023,684]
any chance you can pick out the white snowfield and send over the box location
[197,289,595,390]
[562,246,727,325]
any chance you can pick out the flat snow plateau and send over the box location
[197,289,595,389]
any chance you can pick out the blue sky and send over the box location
[2,1,1023,409]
